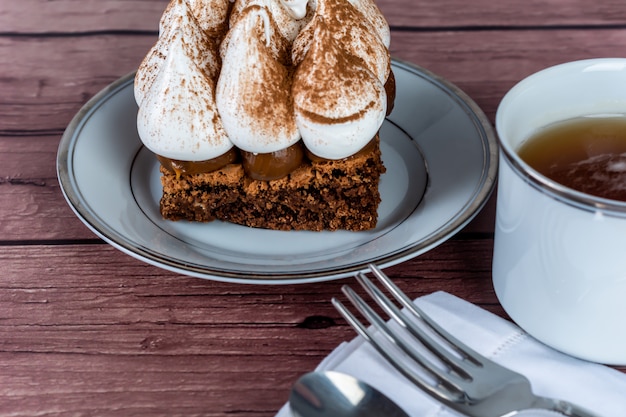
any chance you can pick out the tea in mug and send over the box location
[517,116,626,201]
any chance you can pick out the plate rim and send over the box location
[57,58,498,284]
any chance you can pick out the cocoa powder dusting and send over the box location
[236,6,297,143]
[293,14,382,124]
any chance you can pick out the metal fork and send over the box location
[331,264,599,417]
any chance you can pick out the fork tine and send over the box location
[355,271,473,380]
[333,265,602,417]
[333,286,465,402]
[366,264,484,367]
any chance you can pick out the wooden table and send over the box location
[2,0,625,415]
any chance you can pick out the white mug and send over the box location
[493,58,626,364]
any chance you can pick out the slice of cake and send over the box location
[159,136,384,231]
[134,0,395,231]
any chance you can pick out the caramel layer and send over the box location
[158,134,381,180]
[385,69,396,116]
[241,142,305,181]
[157,148,240,178]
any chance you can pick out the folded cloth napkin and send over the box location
[276,291,626,417]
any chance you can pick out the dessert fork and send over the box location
[331,264,599,417]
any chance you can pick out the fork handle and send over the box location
[531,396,601,417]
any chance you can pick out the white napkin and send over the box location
[276,291,626,417]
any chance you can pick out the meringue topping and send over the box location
[292,18,386,159]
[215,5,300,154]
[161,0,232,37]
[292,0,390,84]
[137,29,233,161]
[135,0,221,106]
[135,0,392,176]
[347,0,390,47]
[230,0,312,43]
[280,0,310,19]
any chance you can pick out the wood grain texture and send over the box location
[0,35,153,135]
[0,240,499,416]
[0,135,101,241]
[3,28,626,135]
[2,0,626,415]
[1,243,624,416]
[3,0,626,33]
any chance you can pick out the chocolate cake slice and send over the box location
[159,136,385,231]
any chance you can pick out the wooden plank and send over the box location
[379,0,626,28]
[0,0,170,34]
[0,240,499,415]
[390,28,626,121]
[2,349,623,416]
[0,242,623,416]
[0,241,500,326]
[0,137,96,241]
[3,0,626,33]
[0,35,155,135]
[0,177,94,241]
[0,241,498,303]
[3,28,626,134]
[0,352,315,416]
[0,136,58,179]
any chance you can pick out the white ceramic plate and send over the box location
[57,60,497,284]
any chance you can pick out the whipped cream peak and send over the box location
[136,0,392,164]
[292,0,390,84]
[230,0,312,43]
[292,18,386,159]
[254,3,272,47]
[280,0,310,19]
[135,0,220,106]
[221,4,291,64]
[137,29,233,161]
[348,0,390,47]
[161,0,231,37]
[216,6,300,154]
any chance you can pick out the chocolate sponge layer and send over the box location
[159,137,385,231]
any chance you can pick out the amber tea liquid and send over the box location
[517,116,626,201]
